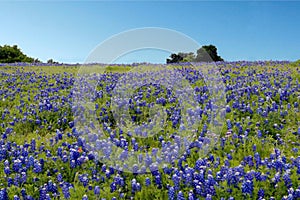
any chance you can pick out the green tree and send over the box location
[0,45,35,63]
[166,45,223,64]
[179,52,195,62]
[166,52,195,63]
[195,45,224,62]
[47,59,59,64]
[166,53,184,63]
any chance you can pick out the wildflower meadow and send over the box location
[0,61,299,200]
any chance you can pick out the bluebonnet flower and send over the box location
[110,182,116,193]
[33,161,42,173]
[224,159,230,167]
[227,154,233,160]
[254,152,261,168]
[185,173,193,186]
[257,130,262,138]
[44,194,51,200]
[297,164,300,175]
[226,105,231,113]
[14,195,20,200]
[205,194,212,200]
[62,155,68,163]
[82,195,88,200]
[172,174,180,190]
[7,177,13,187]
[57,173,63,182]
[4,160,9,167]
[168,186,175,200]
[283,171,292,188]
[220,137,226,149]
[155,174,162,188]
[79,174,89,187]
[39,187,47,200]
[257,188,264,198]
[131,179,140,193]
[13,159,22,172]
[272,172,280,185]
[195,185,201,195]
[47,180,57,193]
[274,148,281,158]
[188,191,194,200]
[208,154,214,163]
[27,156,34,168]
[294,188,300,198]
[101,164,106,172]
[292,148,298,153]
[0,188,8,200]
[4,166,10,175]
[177,191,185,200]
[242,180,253,195]
[105,170,111,179]
[94,186,100,195]
[62,184,71,199]
[21,188,27,199]
[14,174,20,186]
[30,139,36,152]
[252,144,257,152]
[145,177,151,187]
[226,119,232,129]
[21,172,27,184]
[57,147,62,157]
[195,159,205,171]
[70,160,76,168]
[136,182,141,191]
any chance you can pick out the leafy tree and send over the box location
[179,52,195,62]
[166,45,224,63]
[194,45,223,62]
[47,59,59,64]
[0,45,35,63]
[166,53,184,63]
[166,52,195,63]
[34,58,42,63]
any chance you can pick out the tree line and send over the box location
[0,44,224,64]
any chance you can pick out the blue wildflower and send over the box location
[168,186,175,200]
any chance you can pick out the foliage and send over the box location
[0,45,36,63]
[166,53,184,63]
[47,59,60,64]
[194,45,224,62]
[166,45,223,63]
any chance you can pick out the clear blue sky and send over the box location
[0,1,299,64]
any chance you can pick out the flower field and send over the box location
[0,61,299,200]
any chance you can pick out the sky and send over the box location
[0,1,299,64]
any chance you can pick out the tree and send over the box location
[34,58,42,63]
[166,52,195,63]
[47,59,59,64]
[0,45,35,63]
[166,45,224,64]
[179,52,195,62]
[195,45,223,62]
[166,53,184,63]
